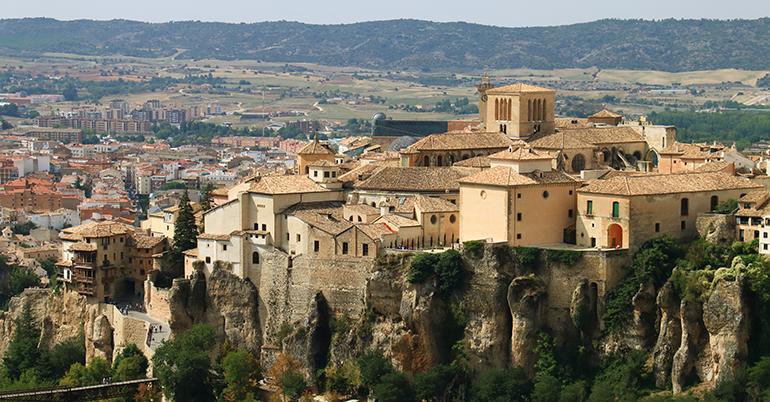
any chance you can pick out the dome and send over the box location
[388,136,418,152]
[372,113,387,124]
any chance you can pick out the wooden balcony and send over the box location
[76,284,96,296]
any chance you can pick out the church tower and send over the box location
[477,75,494,125]
[480,80,556,140]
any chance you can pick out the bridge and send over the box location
[0,378,157,402]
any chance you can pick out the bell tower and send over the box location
[477,75,494,126]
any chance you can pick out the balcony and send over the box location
[76,284,95,296]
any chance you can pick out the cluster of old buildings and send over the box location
[2,77,770,323]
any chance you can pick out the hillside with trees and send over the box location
[1,18,770,72]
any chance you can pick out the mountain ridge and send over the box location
[1,17,769,72]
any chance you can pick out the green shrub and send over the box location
[464,240,484,257]
[435,249,464,295]
[514,247,541,269]
[548,249,583,267]
[408,253,439,283]
[713,198,738,214]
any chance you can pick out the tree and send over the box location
[279,368,306,401]
[3,300,41,380]
[112,343,148,381]
[152,324,217,402]
[219,350,262,401]
[408,253,438,283]
[356,349,392,388]
[59,356,111,387]
[201,183,215,211]
[435,249,463,295]
[162,182,186,191]
[414,364,459,402]
[0,119,12,130]
[472,368,531,402]
[62,82,78,101]
[169,191,198,272]
[36,331,85,382]
[11,221,37,236]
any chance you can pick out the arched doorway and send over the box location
[608,224,623,248]
[424,155,430,166]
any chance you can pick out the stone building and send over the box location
[296,134,335,175]
[458,142,581,246]
[480,83,556,139]
[56,221,168,301]
[576,172,761,251]
[399,131,514,167]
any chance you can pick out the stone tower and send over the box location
[477,75,495,125]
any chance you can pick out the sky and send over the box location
[3,0,770,28]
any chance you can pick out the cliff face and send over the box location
[651,276,752,393]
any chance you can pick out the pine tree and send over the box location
[201,183,215,211]
[3,300,41,380]
[169,191,198,272]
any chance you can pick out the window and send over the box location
[222,244,227,251]
[543,191,549,198]
[655,223,660,232]
[140,269,145,275]
[120,237,123,243]
[765,232,768,239]
[755,231,760,239]
[568,209,573,218]
[128,258,132,263]
[254,223,259,230]
[262,224,266,231]
[765,244,768,251]
[358,216,362,222]
[569,190,573,195]
[587,201,593,215]
[332,171,337,178]
[314,171,318,177]
[591,238,596,247]
[611,202,620,218]
[362,244,369,256]
[516,234,522,239]
[324,171,330,178]
[517,213,522,221]
[681,221,687,230]
[430,215,437,224]
[314,240,320,252]
[342,242,349,255]
[120,252,123,259]
[681,198,689,216]
[449,214,456,223]
[296,234,301,242]
[286,233,290,241]
[252,252,260,264]
[205,256,211,263]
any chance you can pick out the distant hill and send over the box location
[1,18,770,72]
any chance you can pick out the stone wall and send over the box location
[0,289,51,358]
[144,280,172,324]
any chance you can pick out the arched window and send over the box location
[528,99,532,121]
[681,198,689,216]
[495,99,499,120]
[252,252,260,264]
[571,153,586,172]
[424,155,430,166]
[507,100,512,121]
[437,155,443,166]
[540,100,546,120]
[711,196,719,211]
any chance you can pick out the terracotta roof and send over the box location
[489,141,553,161]
[345,204,380,215]
[376,214,421,228]
[60,221,134,241]
[692,161,735,173]
[198,233,231,241]
[358,223,396,239]
[230,230,270,236]
[554,126,645,145]
[414,195,458,213]
[183,249,198,257]
[486,83,555,94]
[590,110,622,118]
[578,172,761,196]
[381,196,416,214]
[352,167,475,192]
[739,191,770,204]
[453,156,491,168]
[401,131,513,154]
[459,166,580,187]
[307,160,338,167]
[248,175,331,195]
[282,202,352,235]
[68,242,97,252]
[554,118,593,128]
[130,235,166,249]
[528,132,595,150]
[297,136,334,155]
[658,142,722,159]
